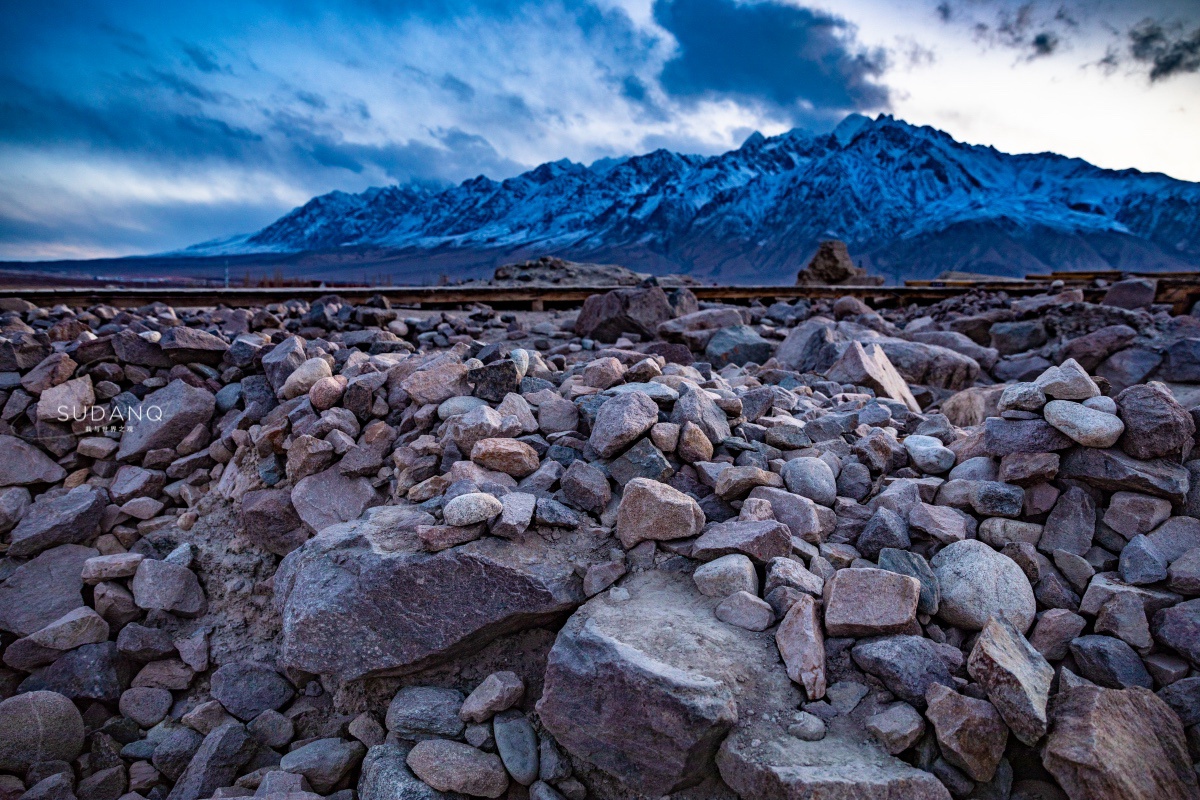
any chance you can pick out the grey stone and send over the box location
[1069,635,1153,689]
[780,457,837,507]
[670,383,731,445]
[851,635,954,708]
[131,559,206,617]
[1040,487,1095,557]
[1119,535,1168,585]
[210,662,295,721]
[693,554,758,598]
[8,485,106,558]
[460,672,524,723]
[982,418,1071,457]
[1043,401,1124,448]
[119,687,172,728]
[385,687,466,739]
[691,519,791,563]
[1154,599,1200,667]
[715,591,775,631]
[0,435,66,486]
[493,710,539,786]
[166,724,257,800]
[878,548,939,615]
[706,325,773,367]
[357,742,451,800]
[19,642,130,703]
[968,616,1053,745]
[588,391,658,458]
[856,508,910,560]
[865,703,925,755]
[1060,447,1190,504]
[932,539,1036,632]
[117,379,215,461]
[279,738,366,794]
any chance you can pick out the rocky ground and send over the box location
[0,274,1199,800]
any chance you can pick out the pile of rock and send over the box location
[0,277,1199,800]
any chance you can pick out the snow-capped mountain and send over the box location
[188,114,1200,283]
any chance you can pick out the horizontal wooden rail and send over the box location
[2,273,1197,311]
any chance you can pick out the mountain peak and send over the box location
[832,113,872,147]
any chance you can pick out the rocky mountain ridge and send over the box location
[187,114,1200,283]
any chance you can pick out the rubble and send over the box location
[1,279,1199,800]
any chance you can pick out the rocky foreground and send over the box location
[0,276,1199,800]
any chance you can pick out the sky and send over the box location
[1,0,1197,261]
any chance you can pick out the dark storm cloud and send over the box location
[0,76,261,160]
[937,0,1200,74]
[652,0,889,123]
[1129,19,1200,80]
[963,1,1066,60]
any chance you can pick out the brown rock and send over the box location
[967,616,1054,745]
[406,739,509,798]
[615,477,705,549]
[574,285,675,342]
[691,519,791,563]
[1042,685,1199,800]
[925,683,1008,783]
[823,568,920,637]
[775,594,825,700]
[471,438,540,477]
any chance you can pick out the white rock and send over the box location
[693,554,758,597]
[714,591,774,631]
[902,435,956,474]
[1043,400,1124,448]
[444,493,504,527]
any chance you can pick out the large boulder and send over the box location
[538,571,948,799]
[7,484,106,558]
[116,379,215,461]
[0,691,85,772]
[1042,685,1198,800]
[275,505,598,681]
[794,240,879,286]
[932,540,1036,632]
[0,544,96,636]
[574,285,674,342]
[875,339,980,391]
[0,435,66,486]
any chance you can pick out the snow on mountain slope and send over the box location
[185,114,1200,283]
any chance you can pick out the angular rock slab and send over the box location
[1042,685,1199,800]
[825,341,920,413]
[276,505,590,681]
[967,616,1053,746]
[538,571,946,799]
[537,571,746,795]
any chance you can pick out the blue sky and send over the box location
[1,0,1197,260]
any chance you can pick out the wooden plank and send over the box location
[0,282,1111,309]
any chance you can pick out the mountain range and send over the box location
[53,114,1200,285]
